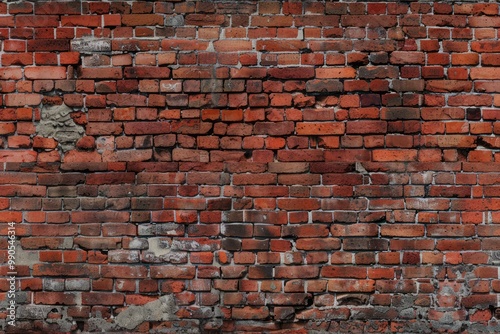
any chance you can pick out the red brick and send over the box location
[61,15,101,27]
[161,39,209,51]
[35,292,77,305]
[78,68,122,79]
[328,279,375,292]
[277,198,320,210]
[25,66,67,80]
[2,53,33,66]
[121,14,163,26]
[296,237,340,252]
[426,80,472,92]
[82,292,124,305]
[252,15,293,27]
[35,2,81,15]
[0,68,22,80]
[296,122,345,135]
[112,39,160,52]
[346,121,387,134]
[275,266,319,279]
[5,93,42,107]
[232,306,269,320]
[316,67,356,79]
[381,225,424,237]
[213,40,252,52]
[390,51,425,64]
[373,149,418,162]
[342,15,396,27]
[422,14,466,27]
[150,266,195,279]
[124,67,170,79]
[16,15,59,27]
[101,265,147,278]
[123,122,170,135]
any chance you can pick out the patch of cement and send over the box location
[15,244,39,269]
[71,38,111,53]
[87,316,117,332]
[115,295,178,330]
[147,237,171,256]
[48,317,74,332]
[15,305,53,320]
[36,103,85,152]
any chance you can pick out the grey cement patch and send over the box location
[114,295,178,330]
[36,103,85,152]
[15,244,39,269]
[71,38,112,53]
[15,305,53,320]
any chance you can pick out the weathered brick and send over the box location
[268,67,315,79]
[161,39,209,51]
[316,67,356,79]
[305,80,342,94]
[62,15,100,27]
[5,93,41,106]
[35,2,81,15]
[0,67,23,79]
[252,15,293,27]
[121,14,163,26]
[25,66,67,80]
[2,3,500,332]
[342,15,397,28]
[392,80,424,92]
[328,279,375,292]
[28,39,70,51]
[78,68,122,79]
[214,40,252,52]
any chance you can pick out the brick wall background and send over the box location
[1,0,500,333]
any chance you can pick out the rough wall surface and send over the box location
[1,0,500,333]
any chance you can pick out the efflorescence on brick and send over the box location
[1,0,500,333]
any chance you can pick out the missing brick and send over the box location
[35,101,85,152]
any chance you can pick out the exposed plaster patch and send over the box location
[36,103,85,152]
[114,295,178,330]
[87,316,116,332]
[147,237,171,256]
[15,305,53,320]
[11,306,73,332]
[71,38,112,54]
[15,244,39,268]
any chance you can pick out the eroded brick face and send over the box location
[1,1,500,333]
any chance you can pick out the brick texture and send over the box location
[1,1,500,333]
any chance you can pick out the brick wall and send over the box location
[1,1,500,333]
